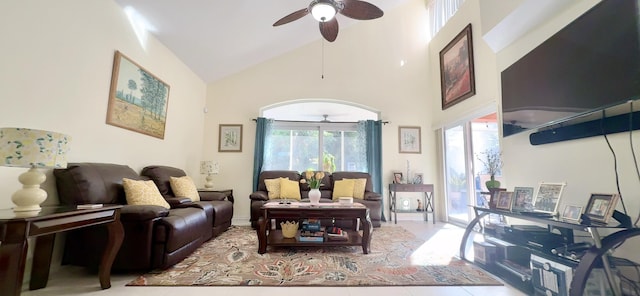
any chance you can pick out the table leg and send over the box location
[30,234,56,290]
[99,211,124,289]
[361,210,373,254]
[257,217,267,254]
[0,221,29,296]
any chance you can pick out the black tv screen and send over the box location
[501,0,640,137]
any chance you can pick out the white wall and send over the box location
[0,0,207,280]
[206,0,437,223]
[0,0,207,208]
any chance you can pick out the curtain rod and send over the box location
[251,118,389,124]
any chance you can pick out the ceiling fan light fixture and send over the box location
[311,0,337,22]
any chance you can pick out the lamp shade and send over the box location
[0,127,71,169]
[311,1,337,22]
[200,160,215,175]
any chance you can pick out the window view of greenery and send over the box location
[263,123,366,173]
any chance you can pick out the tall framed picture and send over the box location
[584,193,619,223]
[512,187,534,212]
[106,51,170,139]
[398,126,421,154]
[439,24,475,110]
[218,124,243,152]
[533,182,566,214]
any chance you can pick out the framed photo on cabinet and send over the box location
[496,191,514,211]
[584,193,619,223]
[512,186,534,212]
[532,182,566,214]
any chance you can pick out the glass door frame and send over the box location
[440,106,499,226]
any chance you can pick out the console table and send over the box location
[388,183,435,224]
[0,205,124,296]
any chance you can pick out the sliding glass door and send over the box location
[443,113,500,225]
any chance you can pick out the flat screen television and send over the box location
[501,0,640,137]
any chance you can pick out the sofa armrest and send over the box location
[120,204,169,222]
[165,197,193,208]
[363,192,382,201]
[250,191,269,201]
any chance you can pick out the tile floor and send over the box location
[21,220,526,296]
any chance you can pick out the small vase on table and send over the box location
[308,188,321,205]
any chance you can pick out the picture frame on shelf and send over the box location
[398,126,421,154]
[218,124,243,152]
[488,188,506,209]
[533,182,566,214]
[561,205,583,221]
[439,24,476,110]
[413,173,423,184]
[584,193,619,223]
[106,51,170,139]
[392,172,403,184]
[511,187,534,212]
[399,197,411,211]
[496,191,514,211]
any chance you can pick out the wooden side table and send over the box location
[198,188,234,203]
[388,183,435,224]
[0,205,124,296]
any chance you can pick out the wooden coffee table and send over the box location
[257,202,373,254]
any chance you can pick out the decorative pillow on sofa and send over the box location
[122,178,170,209]
[333,179,355,200]
[352,178,367,199]
[265,177,288,199]
[169,176,200,202]
[280,178,301,200]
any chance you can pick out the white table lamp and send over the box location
[0,128,71,212]
[200,160,218,189]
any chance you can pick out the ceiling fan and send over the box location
[273,0,384,42]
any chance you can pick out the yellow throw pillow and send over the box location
[265,177,287,199]
[169,176,200,202]
[122,178,170,209]
[280,178,301,200]
[352,178,367,199]
[332,179,355,200]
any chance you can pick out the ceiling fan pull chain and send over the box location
[321,38,325,79]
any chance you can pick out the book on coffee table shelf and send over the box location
[327,231,349,241]
[299,230,325,242]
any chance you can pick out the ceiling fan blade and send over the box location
[319,18,339,42]
[339,0,384,20]
[273,8,309,26]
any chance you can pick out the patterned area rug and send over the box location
[127,225,502,287]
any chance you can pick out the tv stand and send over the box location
[460,206,640,296]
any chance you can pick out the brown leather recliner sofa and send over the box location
[141,165,234,238]
[54,163,212,271]
[249,170,383,228]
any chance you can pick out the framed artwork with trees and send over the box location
[106,50,170,139]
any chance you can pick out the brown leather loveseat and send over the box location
[54,163,210,271]
[141,165,234,238]
[249,170,383,228]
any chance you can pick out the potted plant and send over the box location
[477,149,503,189]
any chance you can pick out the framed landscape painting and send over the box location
[106,51,170,139]
[439,24,475,110]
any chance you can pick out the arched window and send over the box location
[260,100,379,173]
